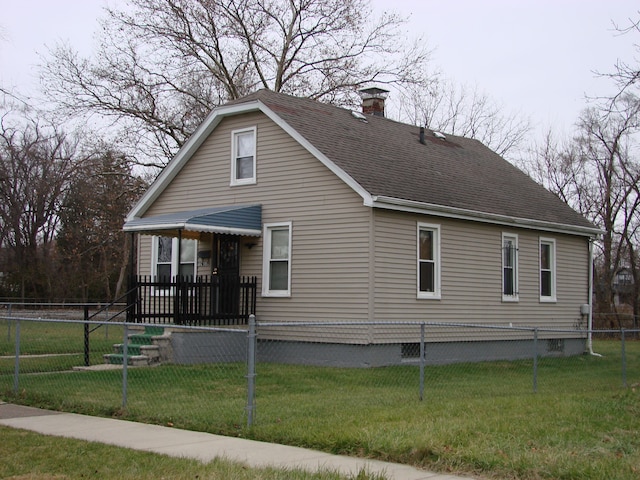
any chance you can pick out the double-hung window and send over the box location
[540,238,556,302]
[155,236,173,280]
[262,222,292,297]
[231,127,256,185]
[152,236,197,281]
[502,233,518,301]
[417,223,441,299]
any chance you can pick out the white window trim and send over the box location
[539,237,557,303]
[230,126,257,186]
[417,222,441,300]
[151,236,172,279]
[502,233,519,302]
[262,221,292,297]
[151,236,198,295]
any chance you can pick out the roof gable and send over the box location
[128,89,598,236]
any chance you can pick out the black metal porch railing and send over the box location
[127,275,257,326]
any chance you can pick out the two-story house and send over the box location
[123,88,600,365]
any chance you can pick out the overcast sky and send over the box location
[1,0,638,140]
[380,0,639,136]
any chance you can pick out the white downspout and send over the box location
[587,236,601,356]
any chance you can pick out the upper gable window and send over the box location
[231,127,257,186]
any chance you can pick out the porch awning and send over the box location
[123,204,262,237]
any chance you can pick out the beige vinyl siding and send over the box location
[138,235,151,277]
[137,112,372,341]
[372,209,589,342]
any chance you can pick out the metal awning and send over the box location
[123,204,262,237]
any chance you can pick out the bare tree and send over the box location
[526,96,640,320]
[624,181,640,328]
[42,0,434,167]
[57,149,147,301]
[0,100,83,299]
[601,12,640,104]
[524,12,640,324]
[399,80,531,160]
[522,129,594,217]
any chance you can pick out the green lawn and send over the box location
[1,319,124,374]
[1,330,639,480]
[0,426,382,480]
[0,318,123,356]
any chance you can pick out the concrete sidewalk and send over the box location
[0,402,476,480]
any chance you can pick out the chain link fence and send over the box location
[1,304,639,432]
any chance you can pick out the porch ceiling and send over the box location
[123,204,262,237]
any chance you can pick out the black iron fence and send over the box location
[126,275,257,326]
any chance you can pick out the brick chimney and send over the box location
[359,87,389,117]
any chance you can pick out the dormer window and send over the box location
[231,127,257,185]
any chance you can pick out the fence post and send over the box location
[246,314,257,427]
[84,306,90,367]
[419,323,425,401]
[6,303,12,343]
[127,275,136,323]
[122,323,129,408]
[621,328,627,388]
[532,328,538,394]
[104,304,109,340]
[13,319,20,394]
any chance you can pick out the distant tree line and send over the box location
[0,96,147,301]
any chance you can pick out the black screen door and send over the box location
[213,235,240,314]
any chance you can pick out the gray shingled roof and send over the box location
[229,89,595,232]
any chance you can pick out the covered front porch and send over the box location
[123,205,262,326]
[126,274,256,325]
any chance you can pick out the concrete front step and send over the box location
[112,344,160,361]
[144,326,165,336]
[103,353,154,367]
[128,333,155,345]
[103,326,168,367]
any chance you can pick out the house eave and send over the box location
[371,195,602,237]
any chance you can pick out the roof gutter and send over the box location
[122,223,261,236]
[371,195,602,237]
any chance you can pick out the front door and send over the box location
[213,235,240,315]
